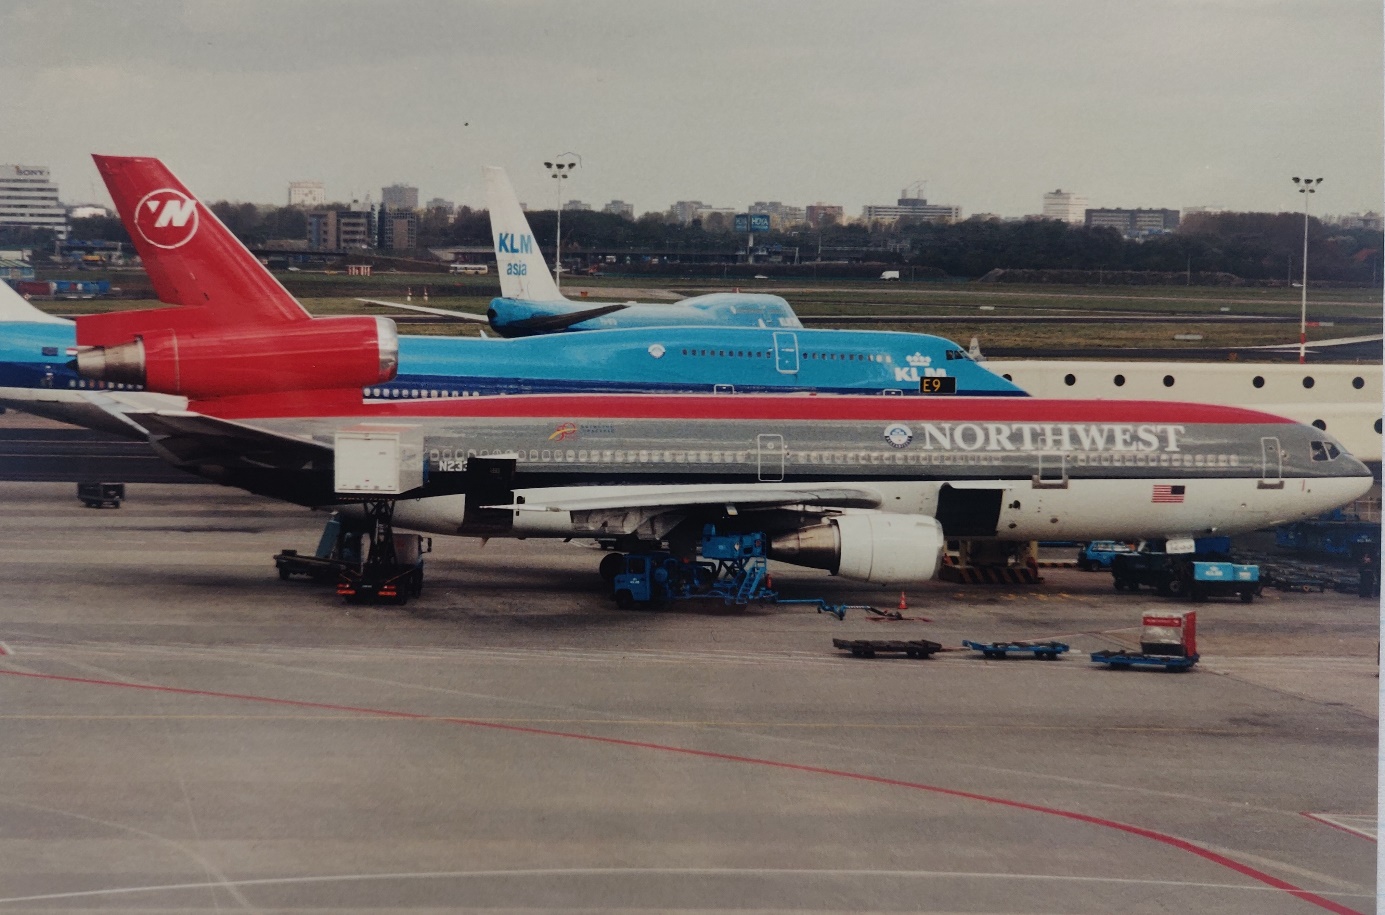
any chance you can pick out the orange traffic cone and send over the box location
[898,591,908,611]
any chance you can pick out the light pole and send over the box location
[1291,176,1323,365]
[544,153,581,290]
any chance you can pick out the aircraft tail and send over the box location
[84,155,309,345]
[484,166,564,303]
[0,280,70,324]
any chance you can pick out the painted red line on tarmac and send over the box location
[1301,812,1377,843]
[0,668,1361,915]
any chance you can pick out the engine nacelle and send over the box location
[76,316,398,400]
[768,512,944,585]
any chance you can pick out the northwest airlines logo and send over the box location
[133,188,200,249]
[889,422,1188,453]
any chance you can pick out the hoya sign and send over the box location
[902,422,1188,453]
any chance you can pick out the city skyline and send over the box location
[1,1,1380,218]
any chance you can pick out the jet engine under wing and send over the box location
[129,410,332,472]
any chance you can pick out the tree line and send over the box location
[19,203,1379,285]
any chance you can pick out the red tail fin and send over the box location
[82,155,308,345]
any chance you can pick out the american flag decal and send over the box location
[1152,484,1185,503]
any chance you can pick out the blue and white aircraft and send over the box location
[361,166,805,337]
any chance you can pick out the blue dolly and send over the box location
[963,640,1069,660]
[1090,650,1199,671]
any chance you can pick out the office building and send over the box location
[288,181,326,208]
[562,199,592,212]
[381,183,419,210]
[862,189,960,225]
[1042,189,1087,224]
[1084,208,1181,237]
[602,200,635,219]
[750,201,806,228]
[0,165,68,238]
[805,204,843,228]
[307,209,373,250]
[378,206,418,250]
[425,197,456,215]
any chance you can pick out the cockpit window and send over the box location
[1310,440,1341,462]
[944,349,971,361]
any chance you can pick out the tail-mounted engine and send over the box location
[769,512,945,584]
[76,316,398,400]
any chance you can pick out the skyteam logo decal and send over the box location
[133,188,199,249]
[884,423,914,448]
[647,343,666,359]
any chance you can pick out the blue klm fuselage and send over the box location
[486,292,803,335]
[0,322,1025,399]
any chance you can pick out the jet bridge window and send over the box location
[1310,441,1341,462]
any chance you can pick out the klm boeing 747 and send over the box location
[361,166,805,337]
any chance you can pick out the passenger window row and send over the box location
[1025,372,1369,392]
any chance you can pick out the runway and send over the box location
[0,481,1374,913]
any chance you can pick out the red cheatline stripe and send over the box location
[0,668,1361,915]
[196,390,1296,426]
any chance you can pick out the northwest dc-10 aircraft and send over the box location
[62,170,1371,587]
[361,165,806,336]
[0,156,1022,431]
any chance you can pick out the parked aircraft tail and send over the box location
[74,156,396,399]
[484,166,564,303]
[83,155,310,345]
[0,279,69,324]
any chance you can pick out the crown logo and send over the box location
[905,352,931,367]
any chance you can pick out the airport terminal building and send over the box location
[0,165,67,239]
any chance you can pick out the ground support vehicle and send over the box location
[1275,516,1380,559]
[833,638,942,659]
[1111,542,1259,602]
[1075,540,1134,571]
[1091,611,1199,671]
[610,526,871,619]
[77,482,123,508]
[275,514,364,583]
[334,502,431,605]
[963,640,1069,660]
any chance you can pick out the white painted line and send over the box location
[0,867,1370,905]
[1302,812,1377,842]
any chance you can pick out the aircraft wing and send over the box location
[357,299,492,323]
[499,302,631,336]
[495,484,884,513]
[129,411,331,471]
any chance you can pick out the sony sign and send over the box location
[907,422,1187,453]
[10,166,49,179]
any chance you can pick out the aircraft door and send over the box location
[1259,436,1285,489]
[773,332,799,374]
[462,455,517,532]
[934,485,1003,537]
[757,434,785,482]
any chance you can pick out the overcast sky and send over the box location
[1,0,1380,218]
